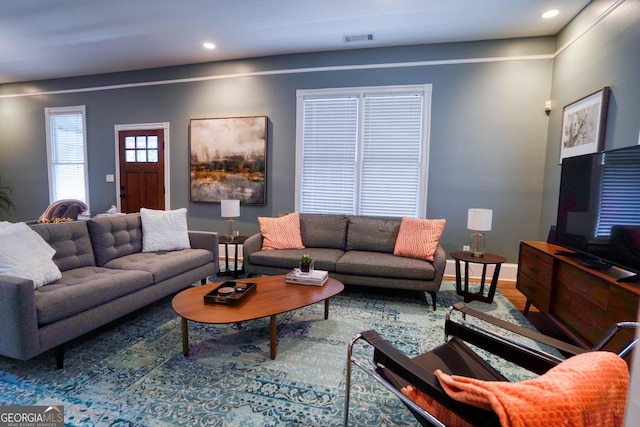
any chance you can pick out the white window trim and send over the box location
[44,105,90,214]
[295,84,432,217]
[114,122,171,211]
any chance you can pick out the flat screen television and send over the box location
[555,144,640,281]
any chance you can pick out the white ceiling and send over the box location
[0,0,591,85]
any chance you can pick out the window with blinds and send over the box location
[45,106,89,210]
[596,148,640,237]
[295,85,431,217]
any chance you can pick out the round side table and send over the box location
[218,235,248,278]
[449,250,507,304]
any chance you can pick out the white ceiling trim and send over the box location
[2,0,622,101]
[1,53,553,100]
[553,0,625,58]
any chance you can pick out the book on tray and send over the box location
[285,268,329,286]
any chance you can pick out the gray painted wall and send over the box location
[2,1,638,263]
[540,0,640,241]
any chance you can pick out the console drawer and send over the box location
[517,243,553,290]
[516,271,550,312]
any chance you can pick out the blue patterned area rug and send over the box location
[0,281,540,426]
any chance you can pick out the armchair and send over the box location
[344,302,638,426]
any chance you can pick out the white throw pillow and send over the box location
[140,208,191,252]
[0,222,62,289]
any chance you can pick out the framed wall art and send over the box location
[190,116,267,205]
[559,87,610,163]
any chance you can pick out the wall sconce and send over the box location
[220,199,240,239]
[467,208,493,257]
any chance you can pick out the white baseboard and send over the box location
[444,259,517,282]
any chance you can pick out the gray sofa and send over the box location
[243,214,446,310]
[0,213,218,368]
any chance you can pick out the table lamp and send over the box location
[221,199,240,239]
[467,208,493,257]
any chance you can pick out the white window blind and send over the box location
[45,106,89,209]
[300,97,358,214]
[296,85,431,217]
[596,149,640,237]
[361,94,424,216]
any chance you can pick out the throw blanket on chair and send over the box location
[433,351,629,427]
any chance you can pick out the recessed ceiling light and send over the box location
[542,9,560,19]
[203,42,216,50]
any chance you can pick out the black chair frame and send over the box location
[344,302,638,426]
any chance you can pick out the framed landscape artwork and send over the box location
[190,116,267,205]
[559,87,610,163]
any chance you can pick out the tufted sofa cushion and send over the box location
[104,249,215,282]
[30,221,96,272]
[34,266,153,325]
[88,214,143,266]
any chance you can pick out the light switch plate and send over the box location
[106,174,114,182]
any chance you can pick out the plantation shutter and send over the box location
[360,94,423,216]
[300,97,358,214]
[596,149,640,237]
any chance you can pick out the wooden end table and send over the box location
[171,275,344,360]
[450,250,506,304]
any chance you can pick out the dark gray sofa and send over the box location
[0,213,218,368]
[243,214,446,310]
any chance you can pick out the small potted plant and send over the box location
[299,254,314,274]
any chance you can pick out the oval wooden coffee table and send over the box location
[172,275,344,360]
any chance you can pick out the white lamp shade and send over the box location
[221,199,240,218]
[467,208,493,231]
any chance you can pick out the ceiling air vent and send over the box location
[343,33,375,43]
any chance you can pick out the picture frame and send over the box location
[559,87,610,163]
[190,116,267,205]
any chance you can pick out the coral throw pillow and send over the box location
[393,218,446,261]
[258,212,305,250]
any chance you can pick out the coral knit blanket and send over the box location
[434,351,629,427]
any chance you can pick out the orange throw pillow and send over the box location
[393,218,446,261]
[258,212,305,250]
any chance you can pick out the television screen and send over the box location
[555,145,640,280]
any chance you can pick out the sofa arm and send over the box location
[430,244,447,288]
[242,233,263,264]
[0,275,41,360]
[189,230,219,260]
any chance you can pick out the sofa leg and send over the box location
[427,291,437,311]
[55,345,65,370]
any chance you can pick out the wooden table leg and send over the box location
[486,263,502,303]
[463,261,471,302]
[324,298,330,320]
[454,259,463,295]
[270,315,276,360]
[181,317,189,357]
[523,299,532,316]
